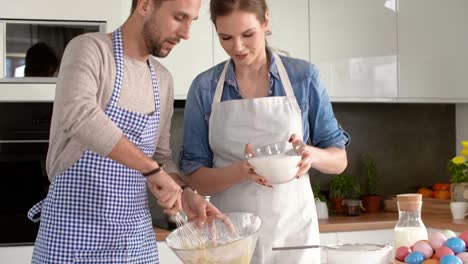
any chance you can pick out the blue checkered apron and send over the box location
[27,28,161,264]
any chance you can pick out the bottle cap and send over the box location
[397,193,422,211]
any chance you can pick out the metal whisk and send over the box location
[174,212,206,250]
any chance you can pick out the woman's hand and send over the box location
[181,188,223,225]
[289,134,316,178]
[244,144,273,187]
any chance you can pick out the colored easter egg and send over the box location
[435,246,455,260]
[445,237,467,254]
[430,232,448,250]
[395,246,412,261]
[405,251,426,264]
[440,230,457,239]
[414,240,435,259]
[439,255,462,264]
[455,252,468,263]
[458,231,468,247]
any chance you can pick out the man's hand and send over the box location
[146,170,182,215]
[181,189,222,225]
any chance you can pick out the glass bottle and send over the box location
[393,193,428,249]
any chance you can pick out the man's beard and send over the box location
[143,22,177,58]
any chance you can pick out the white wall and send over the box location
[456,104,468,154]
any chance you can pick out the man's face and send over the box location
[143,0,201,57]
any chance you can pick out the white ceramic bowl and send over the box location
[246,141,301,184]
[326,243,393,264]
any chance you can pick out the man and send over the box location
[27,0,218,263]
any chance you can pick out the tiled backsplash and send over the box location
[169,103,456,196]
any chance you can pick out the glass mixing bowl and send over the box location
[166,212,262,264]
[245,141,302,184]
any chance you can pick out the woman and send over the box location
[179,0,349,263]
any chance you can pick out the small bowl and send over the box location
[246,141,301,184]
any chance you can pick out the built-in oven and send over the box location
[0,102,52,245]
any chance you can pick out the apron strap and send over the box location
[27,199,45,223]
[108,28,160,115]
[273,54,295,98]
[213,60,230,103]
[213,54,297,105]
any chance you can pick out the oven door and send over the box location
[0,141,49,245]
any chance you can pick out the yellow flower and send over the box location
[462,148,468,157]
[462,141,468,148]
[452,156,466,164]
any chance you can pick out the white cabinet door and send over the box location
[0,0,123,32]
[0,245,34,264]
[309,0,398,100]
[266,0,309,61]
[158,0,213,99]
[398,0,468,101]
[213,0,310,65]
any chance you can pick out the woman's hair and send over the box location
[210,0,268,26]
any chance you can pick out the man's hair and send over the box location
[130,0,167,14]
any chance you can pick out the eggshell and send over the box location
[458,231,468,247]
[455,252,468,263]
[405,251,426,264]
[441,230,457,239]
[395,246,412,261]
[430,232,448,250]
[422,259,440,264]
[435,246,455,260]
[445,237,467,254]
[439,255,462,264]
[414,240,435,259]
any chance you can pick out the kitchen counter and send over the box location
[153,212,468,241]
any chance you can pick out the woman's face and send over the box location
[215,10,269,67]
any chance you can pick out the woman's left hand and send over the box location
[289,133,315,178]
[181,188,223,225]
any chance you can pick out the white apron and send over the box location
[208,54,320,263]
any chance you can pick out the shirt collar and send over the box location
[224,47,280,89]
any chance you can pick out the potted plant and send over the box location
[448,140,468,202]
[329,173,360,215]
[360,153,382,213]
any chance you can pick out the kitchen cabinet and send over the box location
[158,0,214,100]
[309,0,398,101]
[0,0,123,32]
[0,245,34,264]
[397,0,468,102]
[213,0,310,65]
[157,241,183,263]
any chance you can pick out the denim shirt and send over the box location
[179,49,350,175]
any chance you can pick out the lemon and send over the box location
[462,148,468,157]
[462,140,468,148]
[452,156,466,164]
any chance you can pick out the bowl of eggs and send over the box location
[394,230,468,264]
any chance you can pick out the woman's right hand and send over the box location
[243,144,272,188]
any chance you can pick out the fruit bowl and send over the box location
[166,212,262,264]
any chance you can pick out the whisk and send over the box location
[174,212,206,250]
